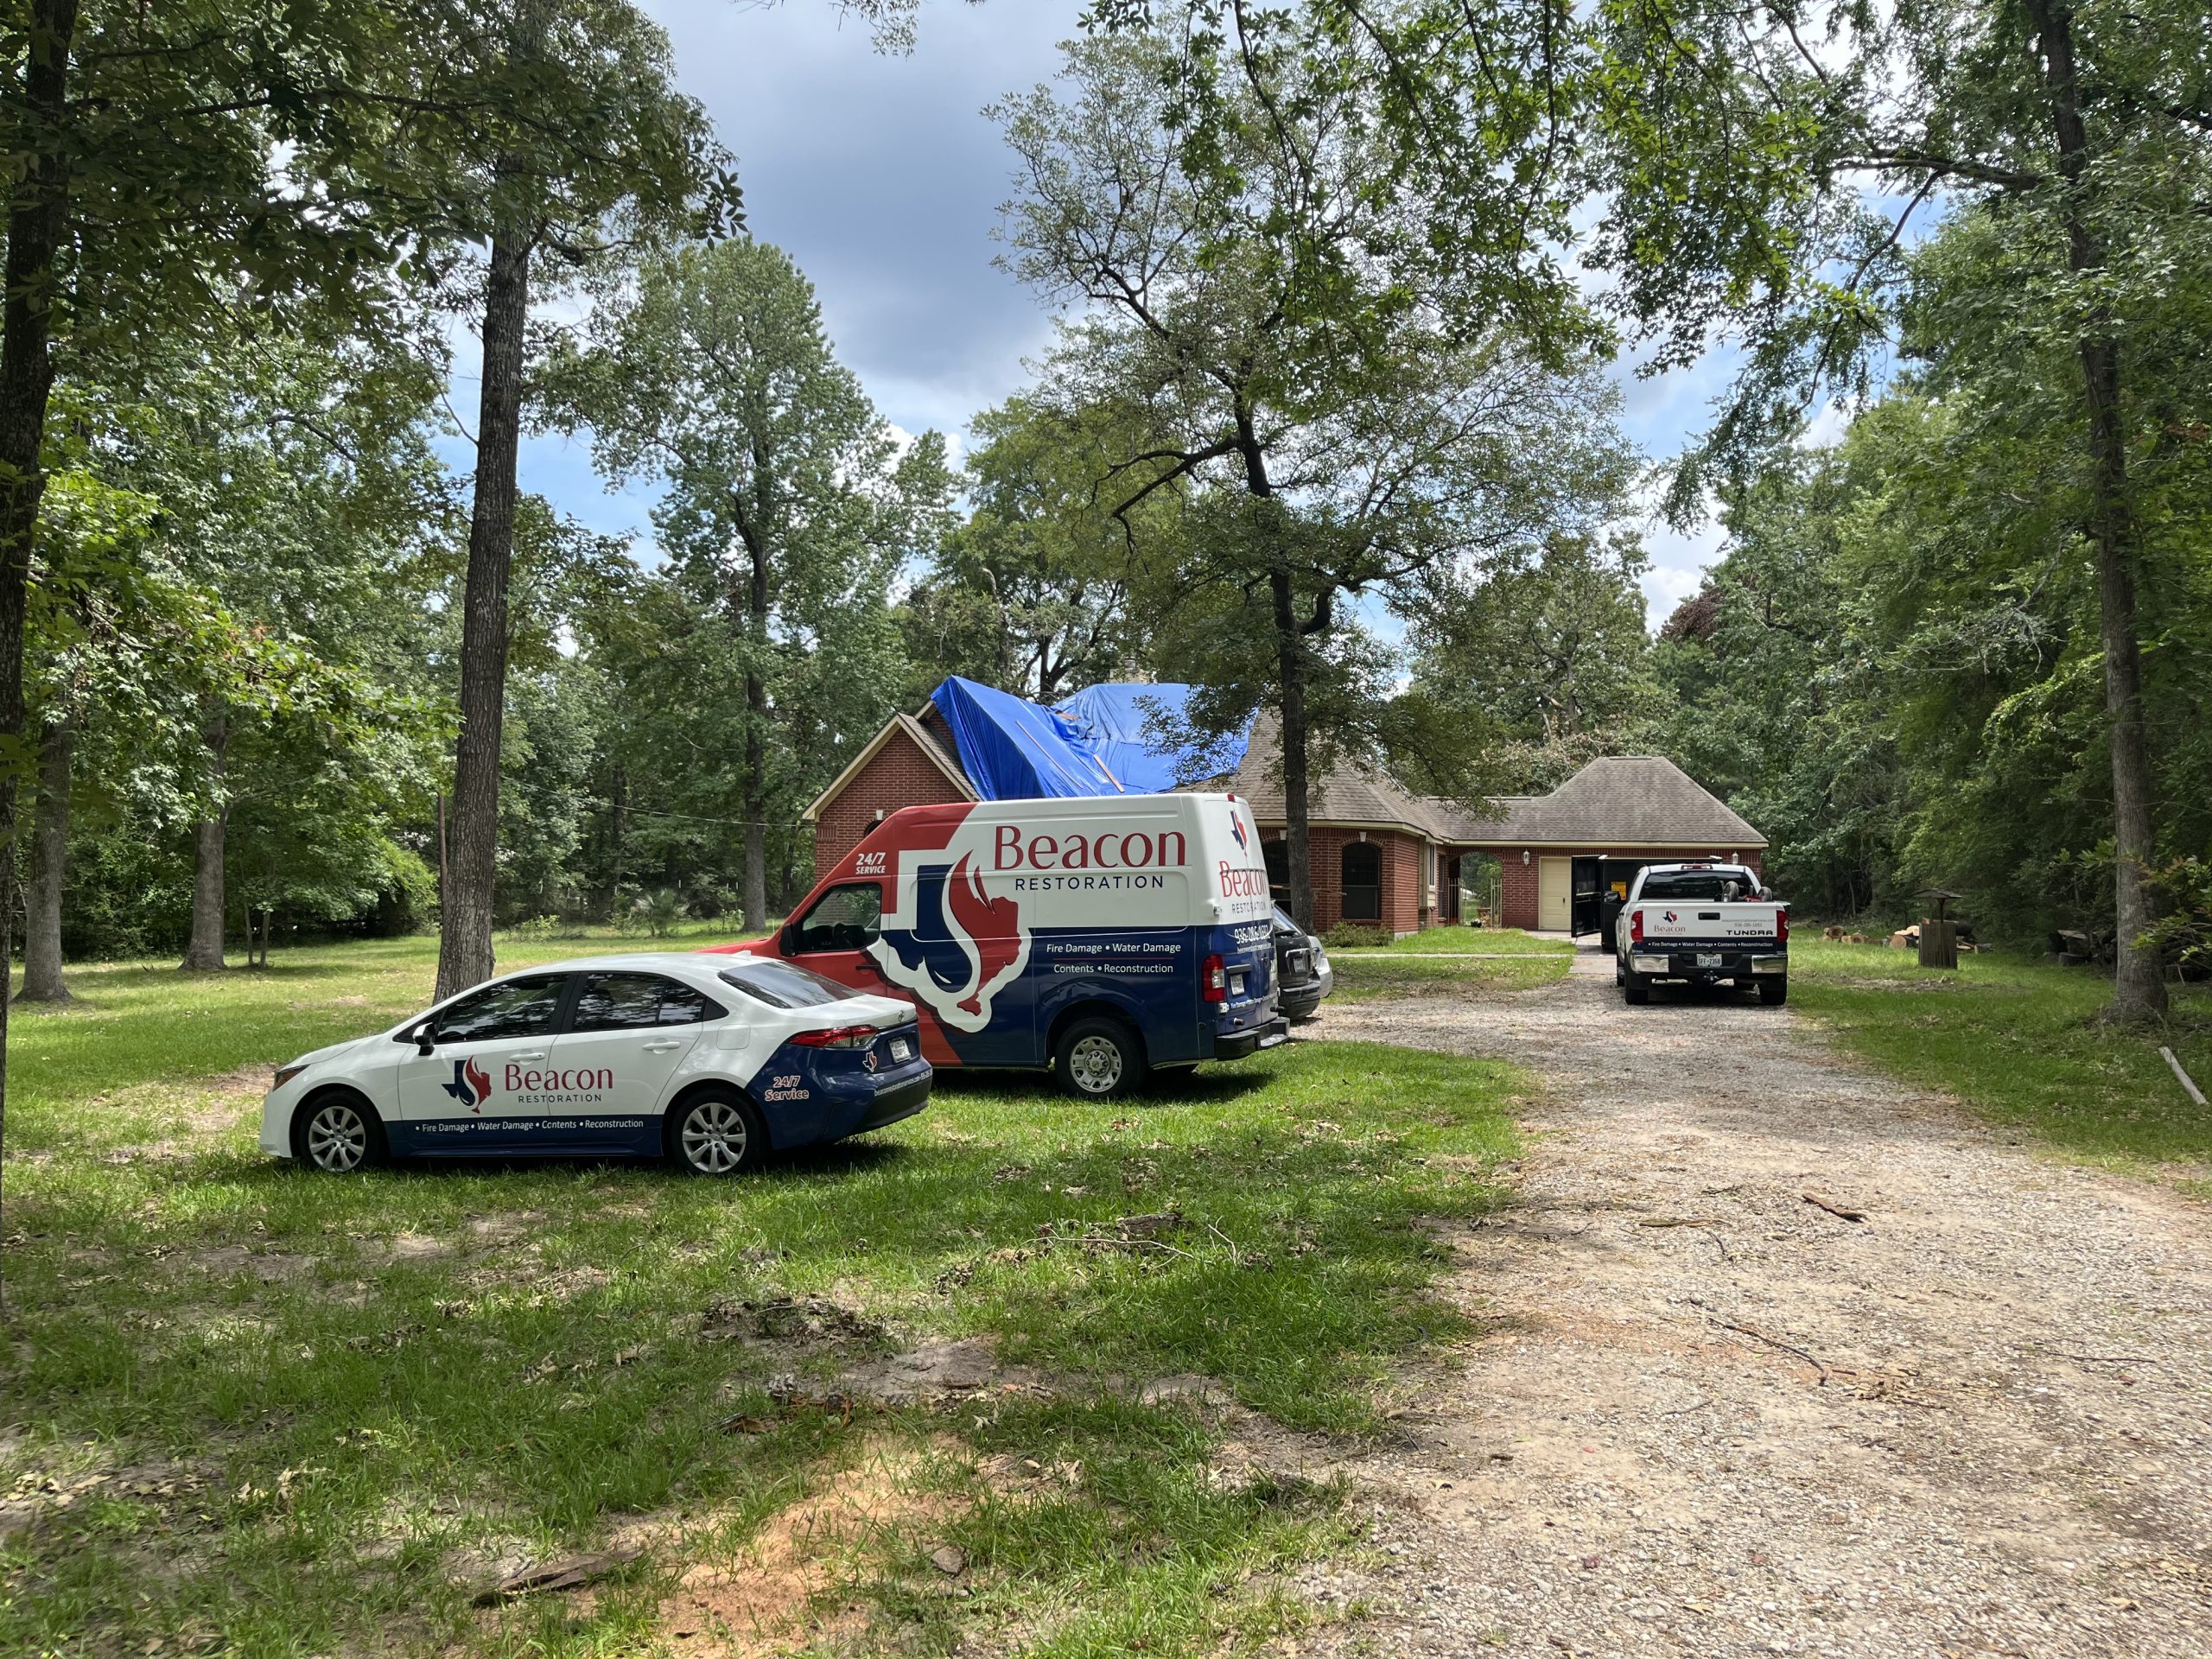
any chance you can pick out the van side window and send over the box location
[794,883,882,953]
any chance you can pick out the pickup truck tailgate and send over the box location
[1635,903,1783,944]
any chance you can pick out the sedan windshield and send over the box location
[717,958,867,1009]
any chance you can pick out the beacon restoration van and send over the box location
[705,792,1287,1096]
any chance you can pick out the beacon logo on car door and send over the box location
[442,1058,493,1112]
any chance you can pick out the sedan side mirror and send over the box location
[412,1020,435,1057]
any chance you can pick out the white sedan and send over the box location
[259,953,931,1177]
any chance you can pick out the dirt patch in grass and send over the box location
[632,1437,966,1658]
[187,1243,317,1282]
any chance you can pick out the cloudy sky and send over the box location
[512,0,1733,626]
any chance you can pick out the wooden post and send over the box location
[1918,918,1958,969]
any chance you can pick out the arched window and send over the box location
[1340,841,1382,921]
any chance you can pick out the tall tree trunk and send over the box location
[0,0,79,1192]
[1238,414,1313,930]
[2031,0,2166,1016]
[16,714,73,1002]
[741,534,770,931]
[607,762,626,918]
[181,712,229,970]
[1269,564,1313,931]
[435,228,531,1001]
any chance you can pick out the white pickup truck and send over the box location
[1615,862,1789,1006]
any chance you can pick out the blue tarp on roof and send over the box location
[928,677,1251,801]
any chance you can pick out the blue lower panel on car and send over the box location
[752,1037,931,1149]
[387,1114,662,1158]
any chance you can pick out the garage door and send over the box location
[1537,856,1571,931]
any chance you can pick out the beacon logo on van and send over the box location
[869,818,1037,1034]
[989,823,1187,871]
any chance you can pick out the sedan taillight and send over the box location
[790,1024,880,1049]
[1201,953,1227,1002]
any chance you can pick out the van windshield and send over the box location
[1638,869,1761,903]
[717,959,866,1009]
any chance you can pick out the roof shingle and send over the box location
[1431,755,1764,848]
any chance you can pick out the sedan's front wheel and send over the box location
[671,1090,768,1176]
[293,1091,386,1173]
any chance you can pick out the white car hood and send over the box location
[286,1032,387,1071]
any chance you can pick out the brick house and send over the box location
[1440,755,1767,932]
[806,695,1764,938]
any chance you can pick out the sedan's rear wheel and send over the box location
[672,1090,767,1176]
[293,1092,385,1173]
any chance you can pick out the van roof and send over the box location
[887,791,1240,819]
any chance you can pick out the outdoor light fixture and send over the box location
[1522,850,1529,866]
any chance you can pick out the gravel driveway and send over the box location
[1296,949,2212,1658]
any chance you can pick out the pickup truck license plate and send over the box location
[889,1038,912,1061]
[1695,952,1722,969]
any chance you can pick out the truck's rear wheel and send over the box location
[1758,976,1788,1007]
[1052,1016,1146,1100]
[1624,970,1651,1006]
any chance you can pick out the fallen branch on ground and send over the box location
[1690,1298,1829,1384]
[1802,1192,1867,1223]
[2158,1046,2207,1109]
[474,1548,641,1606]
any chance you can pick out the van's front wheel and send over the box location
[1053,1016,1147,1100]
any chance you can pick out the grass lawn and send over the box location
[1332,927,1571,957]
[1320,925,1572,1004]
[2,931,1528,1659]
[1327,953,1569,1002]
[1789,940,2212,1176]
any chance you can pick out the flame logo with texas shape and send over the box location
[871,849,1033,1034]
[945,854,1022,1015]
[442,1056,493,1113]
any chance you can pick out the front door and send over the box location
[1536,857,1571,932]
[785,880,896,998]
[395,972,573,1154]
[543,971,724,1153]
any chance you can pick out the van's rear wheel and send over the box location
[1053,1016,1146,1100]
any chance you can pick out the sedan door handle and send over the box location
[642,1039,684,1053]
